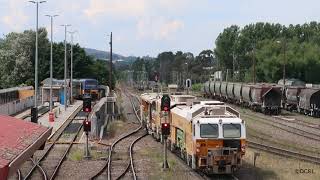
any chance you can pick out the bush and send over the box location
[191,83,203,92]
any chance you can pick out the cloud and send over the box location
[157,20,184,40]
[137,17,184,40]
[0,0,29,31]
[83,0,147,20]
[83,0,190,20]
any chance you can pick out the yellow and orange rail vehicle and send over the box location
[140,93,246,174]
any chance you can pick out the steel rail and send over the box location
[110,91,142,180]
[243,113,320,142]
[17,169,22,180]
[24,105,82,179]
[247,140,320,164]
[29,158,47,180]
[90,89,144,180]
[49,123,83,180]
[273,115,320,131]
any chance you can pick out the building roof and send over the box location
[0,115,51,180]
[0,86,33,94]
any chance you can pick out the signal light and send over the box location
[161,95,171,112]
[161,123,170,136]
[83,120,91,132]
[83,95,92,113]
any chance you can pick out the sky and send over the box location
[0,0,319,57]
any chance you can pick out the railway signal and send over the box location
[83,120,91,132]
[83,119,91,159]
[186,79,192,95]
[161,95,171,112]
[162,122,170,169]
[161,123,170,136]
[83,95,92,113]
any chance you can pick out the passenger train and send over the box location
[73,79,99,99]
[140,93,246,174]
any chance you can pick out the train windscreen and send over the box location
[83,80,98,89]
[223,124,241,138]
[200,124,219,138]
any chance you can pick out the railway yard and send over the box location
[0,83,317,180]
[3,1,320,179]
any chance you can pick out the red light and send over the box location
[85,108,89,112]
[164,107,168,111]
[164,123,168,127]
[85,121,89,125]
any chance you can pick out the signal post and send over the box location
[161,95,171,169]
[83,95,92,159]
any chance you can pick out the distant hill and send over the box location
[84,48,136,63]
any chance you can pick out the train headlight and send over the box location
[196,143,201,148]
[241,145,246,153]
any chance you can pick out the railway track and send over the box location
[90,89,147,180]
[242,112,320,142]
[273,115,320,131]
[21,106,50,120]
[21,105,84,180]
[247,140,320,165]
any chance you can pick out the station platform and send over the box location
[0,115,52,180]
[37,100,82,135]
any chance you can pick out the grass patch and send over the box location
[90,149,108,160]
[60,133,72,139]
[191,83,203,92]
[106,120,125,137]
[68,147,108,161]
[68,148,83,161]
[243,149,320,180]
[140,147,188,180]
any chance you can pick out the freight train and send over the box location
[284,86,320,117]
[203,81,281,115]
[203,81,320,117]
[140,93,246,174]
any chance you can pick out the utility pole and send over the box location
[283,40,287,90]
[282,39,287,108]
[29,0,46,123]
[45,14,58,112]
[109,32,113,90]
[68,30,77,105]
[252,46,256,84]
[277,39,287,108]
[61,24,71,110]
[232,52,235,81]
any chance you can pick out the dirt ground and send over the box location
[238,148,320,180]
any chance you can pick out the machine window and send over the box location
[200,124,218,138]
[223,124,241,138]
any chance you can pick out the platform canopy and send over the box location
[0,115,52,180]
